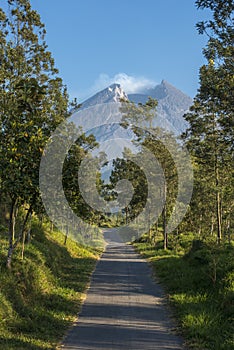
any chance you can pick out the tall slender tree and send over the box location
[0,0,70,267]
[182,0,234,243]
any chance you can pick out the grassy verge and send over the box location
[0,220,103,350]
[134,236,234,350]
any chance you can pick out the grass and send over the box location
[0,219,103,349]
[134,235,234,350]
[1,219,233,349]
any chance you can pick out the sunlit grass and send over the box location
[134,237,234,350]
[0,220,102,349]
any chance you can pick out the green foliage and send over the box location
[110,155,148,223]
[182,0,234,243]
[63,148,109,227]
[134,237,234,350]
[109,98,182,248]
[0,0,99,267]
[0,0,232,347]
[0,0,74,267]
[0,219,101,349]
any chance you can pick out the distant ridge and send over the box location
[80,83,128,110]
[128,80,192,133]
[73,80,192,176]
[80,80,192,134]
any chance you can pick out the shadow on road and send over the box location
[61,229,185,350]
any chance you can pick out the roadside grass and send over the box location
[0,220,103,350]
[134,236,234,350]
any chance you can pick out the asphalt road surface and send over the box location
[61,229,185,350]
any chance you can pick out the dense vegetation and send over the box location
[108,1,234,348]
[0,1,103,348]
[0,0,102,268]
[108,0,234,248]
[134,234,234,350]
[0,219,101,349]
[0,0,233,349]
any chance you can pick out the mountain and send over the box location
[128,80,192,133]
[73,80,192,180]
[77,83,135,161]
[80,80,192,135]
[80,83,128,109]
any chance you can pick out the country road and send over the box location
[60,229,185,350]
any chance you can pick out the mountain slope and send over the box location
[128,80,192,133]
[81,83,128,110]
[80,80,192,135]
[74,81,192,178]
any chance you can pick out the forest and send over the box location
[0,0,233,349]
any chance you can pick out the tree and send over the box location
[182,0,234,243]
[142,129,179,249]
[0,0,70,267]
[116,99,183,248]
[62,132,100,228]
[110,152,148,225]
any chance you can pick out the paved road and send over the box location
[61,230,185,350]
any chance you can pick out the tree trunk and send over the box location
[64,224,68,245]
[125,206,128,224]
[163,183,167,250]
[148,210,152,243]
[7,202,33,267]
[198,214,202,236]
[216,190,222,244]
[215,154,222,244]
[21,208,33,260]
[6,198,18,269]
[154,221,158,246]
[210,216,214,236]
[226,218,230,244]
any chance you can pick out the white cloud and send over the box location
[77,73,157,101]
[93,73,156,94]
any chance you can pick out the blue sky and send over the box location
[29,0,211,100]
